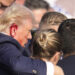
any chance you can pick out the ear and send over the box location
[54,52,61,64]
[10,23,18,37]
[50,52,60,65]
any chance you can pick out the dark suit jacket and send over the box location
[58,55,75,75]
[0,33,46,75]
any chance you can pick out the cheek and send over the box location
[24,33,28,42]
[24,35,27,40]
[19,36,27,47]
[24,36,28,45]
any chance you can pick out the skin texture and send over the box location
[54,65,64,75]
[15,0,25,5]
[13,18,33,47]
[32,9,48,28]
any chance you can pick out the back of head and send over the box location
[32,29,62,60]
[39,12,67,31]
[58,19,75,56]
[0,3,35,32]
[24,0,50,10]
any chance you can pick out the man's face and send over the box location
[15,0,25,5]
[32,9,48,29]
[14,18,33,47]
[0,0,14,15]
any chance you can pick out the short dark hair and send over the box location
[32,30,62,60]
[24,0,50,10]
[58,19,75,55]
[39,12,67,30]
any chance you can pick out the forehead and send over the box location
[32,9,47,17]
[32,9,47,22]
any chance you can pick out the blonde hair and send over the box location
[0,3,35,32]
[39,12,67,30]
[32,30,62,60]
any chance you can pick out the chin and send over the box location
[25,40,28,44]
[20,44,24,47]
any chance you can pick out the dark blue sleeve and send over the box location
[0,43,46,75]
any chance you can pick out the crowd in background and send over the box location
[0,0,75,75]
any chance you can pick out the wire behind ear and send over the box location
[10,23,18,37]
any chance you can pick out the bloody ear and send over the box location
[10,23,18,37]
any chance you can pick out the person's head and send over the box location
[15,0,25,5]
[58,19,75,58]
[39,12,67,31]
[25,0,51,29]
[0,3,36,47]
[0,0,15,15]
[32,30,62,64]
